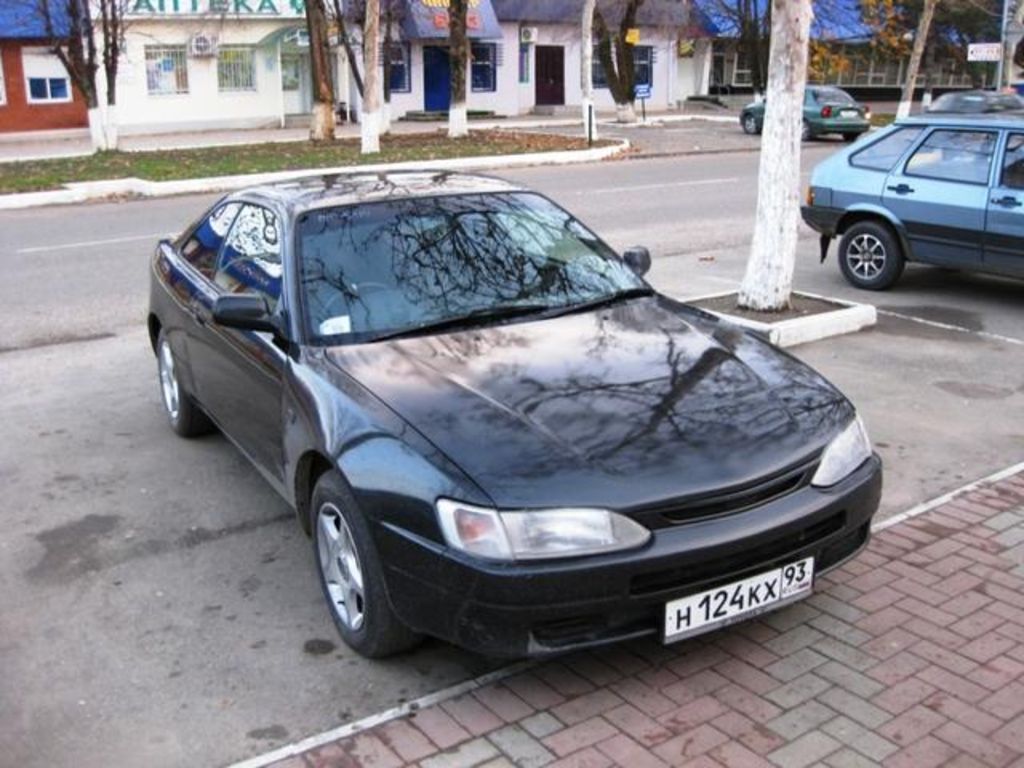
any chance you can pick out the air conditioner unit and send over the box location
[519,27,538,44]
[188,33,219,58]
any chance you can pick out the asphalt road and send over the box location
[2,145,1023,768]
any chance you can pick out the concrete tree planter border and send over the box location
[688,290,877,348]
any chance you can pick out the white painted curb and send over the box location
[0,138,630,211]
[690,289,877,348]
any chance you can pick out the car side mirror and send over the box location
[212,294,281,335]
[622,246,652,277]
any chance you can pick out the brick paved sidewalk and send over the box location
[271,473,1024,768]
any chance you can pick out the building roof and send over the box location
[0,0,73,39]
[491,0,691,27]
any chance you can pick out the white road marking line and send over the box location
[16,232,169,254]
[223,660,537,768]
[579,177,739,194]
[877,308,1024,347]
[873,459,1024,532]
[226,459,1024,768]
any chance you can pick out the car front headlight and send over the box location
[436,500,650,561]
[811,416,872,488]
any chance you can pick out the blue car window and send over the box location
[905,129,996,185]
[850,127,924,171]
[180,202,240,279]
[1002,134,1024,190]
[215,204,283,309]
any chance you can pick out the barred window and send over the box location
[386,42,410,93]
[592,45,654,90]
[471,43,496,92]
[145,46,189,95]
[218,47,256,92]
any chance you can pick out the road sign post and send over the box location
[634,83,651,123]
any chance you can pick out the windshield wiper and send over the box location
[544,287,655,319]
[370,303,551,342]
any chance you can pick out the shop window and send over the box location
[22,48,71,104]
[471,43,496,92]
[518,43,530,84]
[592,44,654,90]
[145,46,189,95]
[387,42,410,93]
[218,47,256,92]
[634,45,653,87]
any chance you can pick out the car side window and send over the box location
[904,129,996,185]
[850,127,924,171]
[1001,134,1024,190]
[179,202,240,279]
[214,204,283,309]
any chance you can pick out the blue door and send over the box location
[424,46,450,112]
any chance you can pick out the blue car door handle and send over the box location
[991,195,1022,208]
[886,183,914,195]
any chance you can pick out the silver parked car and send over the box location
[802,114,1024,289]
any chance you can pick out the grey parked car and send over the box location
[802,114,1024,289]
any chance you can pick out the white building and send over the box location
[110,0,696,135]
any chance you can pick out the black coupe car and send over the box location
[149,171,881,658]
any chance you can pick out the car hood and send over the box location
[325,296,853,510]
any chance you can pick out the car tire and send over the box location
[311,470,422,658]
[843,133,860,143]
[741,113,760,135]
[156,330,213,438]
[838,221,905,290]
[801,120,812,141]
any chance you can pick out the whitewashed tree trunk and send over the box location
[361,0,381,154]
[1001,4,1024,89]
[448,101,469,138]
[379,100,392,134]
[897,0,936,119]
[738,0,813,311]
[310,102,335,142]
[615,102,636,123]
[102,103,119,150]
[580,0,598,141]
[447,0,469,138]
[87,107,108,151]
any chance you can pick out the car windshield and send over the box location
[812,87,856,105]
[296,192,647,344]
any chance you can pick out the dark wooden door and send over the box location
[535,46,565,106]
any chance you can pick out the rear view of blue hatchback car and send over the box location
[802,115,1024,290]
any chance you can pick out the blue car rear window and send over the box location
[850,127,924,171]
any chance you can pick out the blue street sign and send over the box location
[634,83,651,100]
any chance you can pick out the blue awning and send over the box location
[402,0,502,41]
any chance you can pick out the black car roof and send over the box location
[236,170,527,214]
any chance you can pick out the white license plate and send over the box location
[663,557,814,643]
[840,109,859,118]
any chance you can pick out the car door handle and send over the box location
[991,195,1023,208]
[886,183,914,195]
[189,299,209,326]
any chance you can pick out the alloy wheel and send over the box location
[846,233,887,280]
[158,340,180,421]
[317,502,366,631]
[743,115,757,134]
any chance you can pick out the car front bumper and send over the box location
[375,456,882,658]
